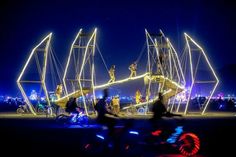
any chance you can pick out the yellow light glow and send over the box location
[122,88,173,110]
[184,33,194,115]
[184,33,219,115]
[145,29,152,104]
[94,73,149,89]
[17,33,52,115]
[167,38,186,86]
[42,34,52,114]
[78,28,97,116]
[58,29,184,115]
[167,38,186,112]
[17,33,52,83]
[91,28,97,105]
[122,97,158,110]
[55,89,90,103]
[63,29,83,95]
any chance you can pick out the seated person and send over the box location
[65,97,79,114]
[151,93,182,121]
[95,89,118,124]
[151,93,167,121]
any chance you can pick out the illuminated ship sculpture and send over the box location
[17,28,219,116]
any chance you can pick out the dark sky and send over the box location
[0,0,236,95]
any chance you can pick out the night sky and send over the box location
[1,0,236,96]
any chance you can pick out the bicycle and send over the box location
[56,110,89,126]
[16,104,29,114]
[83,115,200,156]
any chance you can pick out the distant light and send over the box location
[97,95,103,99]
[96,134,105,140]
[40,97,46,101]
[29,90,37,100]
[129,131,139,135]
[151,130,162,136]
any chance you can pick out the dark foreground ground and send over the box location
[0,112,235,157]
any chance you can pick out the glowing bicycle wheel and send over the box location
[178,133,200,156]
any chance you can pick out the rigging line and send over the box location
[171,71,182,112]
[49,51,56,90]
[150,58,157,74]
[49,47,57,84]
[51,46,64,75]
[76,38,83,76]
[75,49,81,80]
[84,49,93,66]
[176,54,183,81]
[182,49,187,82]
[50,49,66,96]
[170,55,177,80]
[76,37,82,75]
[185,47,191,85]
[171,48,180,82]
[51,49,63,84]
[34,52,42,80]
[89,55,92,78]
[51,52,58,89]
[94,63,97,86]
[96,43,109,72]
[50,49,59,86]
[180,45,186,75]
[180,45,187,67]
[135,42,146,64]
[180,45,187,77]
[185,45,191,81]
[72,49,78,77]
[78,50,93,81]
[149,50,157,64]
[193,52,202,81]
[153,39,165,77]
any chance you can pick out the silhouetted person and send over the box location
[152,92,167,121]
[150,92,169,131]
[95,89,118,136]
[151,93,182,130]
[228,98,235,110]
[65,97,79,114]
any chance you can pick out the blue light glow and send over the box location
[108,143,113,148]
[167,126,183,143]
[129,131,139,135]
[96,134,105,140]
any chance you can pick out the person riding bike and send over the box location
[95,89,118,135]
[65,97,83,122]
[65,97,79,113]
